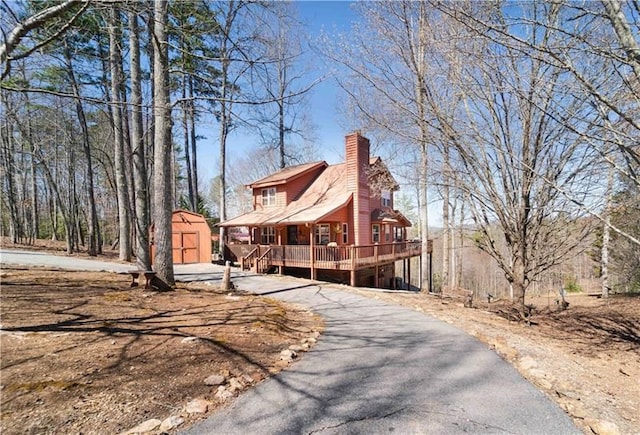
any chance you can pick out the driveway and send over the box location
[0,251,578,434]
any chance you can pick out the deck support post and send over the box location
[407,257,411,291]
[310,224,316,281]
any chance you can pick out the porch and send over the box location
[227,241,429,288]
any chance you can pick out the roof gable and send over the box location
[249,161,327,188]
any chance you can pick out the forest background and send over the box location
[1,0,638,307]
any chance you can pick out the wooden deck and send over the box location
[230,241,425,274]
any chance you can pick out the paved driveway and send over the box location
[0,251,577,434]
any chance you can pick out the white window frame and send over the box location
[372,224,380,243]
[315,224,330,245]
[381,190,392,208]
[261,227,275,244]
[385,224,391,242]
[261,187,276,206]
[342,223,348,244]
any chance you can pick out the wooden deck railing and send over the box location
[237,241,423,273]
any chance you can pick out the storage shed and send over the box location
[151,210,212,264]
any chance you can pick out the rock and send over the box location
[121,418,161,434]
[215,386,234,401]
[280,349,297,361]
[241,373,255,385]
[159,416,184,432]
[204,374,226,386]
[181,336,199,344]
[288,344,306,352]
[585,418,620,435]
[556,389,581,400]
[228,377,243,392]
[185,398,212,414]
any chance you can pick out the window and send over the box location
[381,190,392,208]
[261,227,275,244]
[261,187,276,206]
[385,224,390,242]
[315,224,330,245]
[342,223,348,244]
[394,227,403,242]
[372,224,380,243]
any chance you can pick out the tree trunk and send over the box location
[108,5,131,262]
[64,42,99,256]
[152,0,175,286]
[188,77,199,210]
[0,91,22,243]
[129,9,151,270]
[601,162,614,298]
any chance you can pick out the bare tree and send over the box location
[0,0,88,79]
[249,2,319,169]
[445,2,598,309]
[435,0,640,244]
[323,1,443,291]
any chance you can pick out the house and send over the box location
[219,132,431,289]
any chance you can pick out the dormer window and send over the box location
[381,190,391,207]
[262,187,276,206]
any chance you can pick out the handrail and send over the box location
[241,246,259,271]
[235,240,424,272]
[256,247,273,273]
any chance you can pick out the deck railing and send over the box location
[237,241,423,272]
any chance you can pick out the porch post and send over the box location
[350,245,356,287]
[310,224,316,280]
[407,257,411,291]
[277,229,283,275]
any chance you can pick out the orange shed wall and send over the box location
[171,212,212,264]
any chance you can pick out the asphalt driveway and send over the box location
[0,251,578,434]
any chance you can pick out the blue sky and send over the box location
[198,1,357,180]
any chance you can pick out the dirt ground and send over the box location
[0,268,323,435]
[1,239,639,434]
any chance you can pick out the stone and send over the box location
[288,344,306,352]
[204,374,226,386]
[121,418,161,434]
[159,416,184,432]
[242,374,255,385]
[185,398,212,414]
[228,377,243,392]
[280,349,297,361]
[585,419,620,435]
[215,386,234,401]
[181,336,199,344]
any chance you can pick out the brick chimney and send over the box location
[345,131,371,246]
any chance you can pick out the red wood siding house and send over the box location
[220,132,431,289]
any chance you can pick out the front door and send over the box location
[287,225,298,245]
